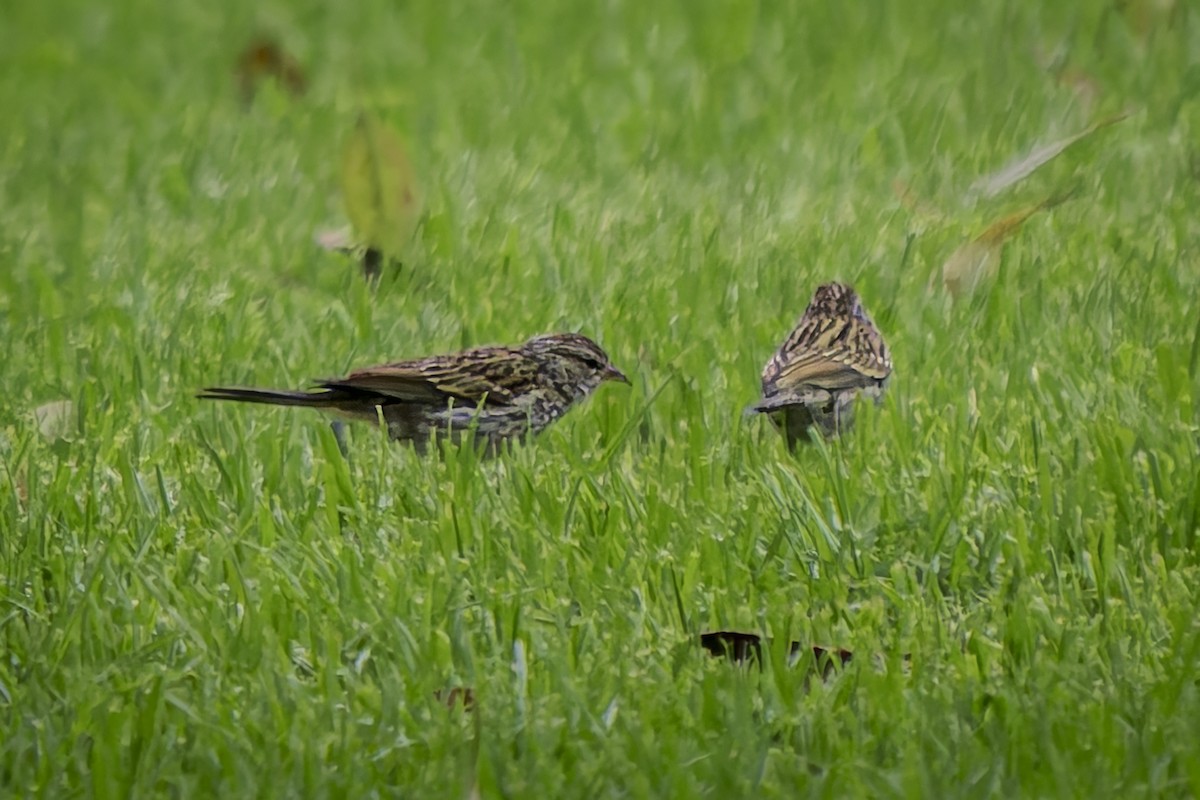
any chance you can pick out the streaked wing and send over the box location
[327,347,536,406]
[764,314,891,392]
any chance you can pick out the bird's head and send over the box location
[809,282,866,320]
[522,333,629,399]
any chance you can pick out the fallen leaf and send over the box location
[970,111,1131,199]
[235,36,307,104]
[941,190,1076,298]
[339,113,424,279]
[33,400,74,441]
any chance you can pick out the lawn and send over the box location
[2,0,1199,796]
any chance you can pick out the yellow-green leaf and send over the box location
[339,113,423,258]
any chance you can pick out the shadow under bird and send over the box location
[198,333,629,452]
[748,282,892,446]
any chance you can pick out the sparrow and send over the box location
[198,333,629,452]
[748,282,892,446]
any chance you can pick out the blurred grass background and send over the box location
[1,0,1199,796]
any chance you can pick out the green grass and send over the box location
[3,0,1200,796]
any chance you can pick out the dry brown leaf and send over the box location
[236,37,307,104]
[941,192,1076,298]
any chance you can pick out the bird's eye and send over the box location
[582,357,604,370]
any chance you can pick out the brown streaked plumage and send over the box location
[198,333,629,452]
[748,282,892,446]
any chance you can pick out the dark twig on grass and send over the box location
[361,247,385,282]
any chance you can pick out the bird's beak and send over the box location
[603,364,631,384]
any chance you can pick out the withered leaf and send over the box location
[236,37,307,104]
[942,190,1076,298]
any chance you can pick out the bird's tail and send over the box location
[746,388,834,416]
[197,386,342,408]
[745,395,792,415]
